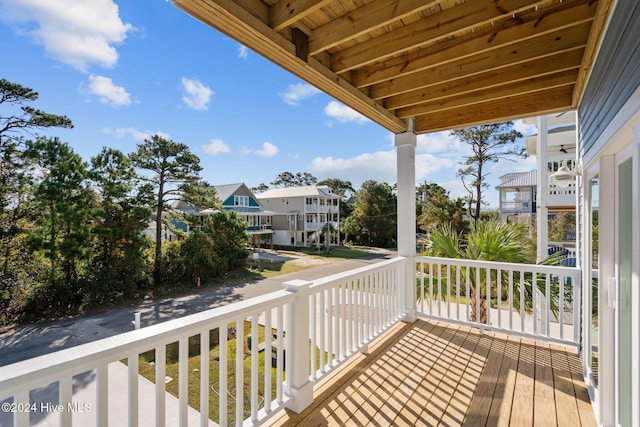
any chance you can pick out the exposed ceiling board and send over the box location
[173,0,614,135]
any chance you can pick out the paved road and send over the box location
[0,249,395,367]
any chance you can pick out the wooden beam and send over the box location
[308,0,440,55]
[572,0,615,107]
[173,0,407,133]
[385,48,584,110]
[331,0,544,73]
[397,69,578,118]
[369,22,591,100]
[352,0,597,88]
[269,0,333,32]
[414,86,574,133]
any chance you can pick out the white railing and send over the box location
[0,257,405,427]
[414,256,582,345]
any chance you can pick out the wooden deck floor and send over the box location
[267,320,596,427]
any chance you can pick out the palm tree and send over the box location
[426,220,541,323]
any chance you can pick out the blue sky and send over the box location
[0,0,537,208]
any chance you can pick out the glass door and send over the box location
[588,175,599,389]
[617,157,632,426]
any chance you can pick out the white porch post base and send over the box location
[283,279,313,414]
[285,383,314,413]
[396,120,417,322]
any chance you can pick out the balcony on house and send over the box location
[0,256,595,427]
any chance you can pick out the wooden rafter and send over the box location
[173,0,615,134]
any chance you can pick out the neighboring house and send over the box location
[496,170,536,228]
[174,183,275,247]
[256,185,340,247]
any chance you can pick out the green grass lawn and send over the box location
[134,321,329,425]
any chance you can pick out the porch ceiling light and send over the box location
[549,159,581,188]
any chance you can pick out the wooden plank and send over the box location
[572,0,616,106]
[368,21,591,100]
[565,346,598,427]
[173,0,407,133]
[549,343,581,427]
[396,69,578,118]
[269,0,333,32]
[385,48,584,110]
[414,86,573,134]
[485,334,521,426]
[463,334,507,426]
[352,1,596,89]
[533,342,557,426]
[417,326,476,425]
[509,338,536,426]
[308,0,440,55]
[331,0,548,73]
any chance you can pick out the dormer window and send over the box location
[234,195,249,206]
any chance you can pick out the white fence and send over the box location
[0,258,405,427]
[414,256,582,345]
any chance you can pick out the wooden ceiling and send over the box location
[173,0,613,135]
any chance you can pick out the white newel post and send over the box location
[396,119,417,323]
[283,279,313,413]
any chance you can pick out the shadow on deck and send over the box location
[267,320,596,426]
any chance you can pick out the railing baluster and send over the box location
[347,280,353,353]
[14,391,28,427]
[59,376,72,427]
[251,316,259,422]
[558,275,564,340]
[235,321,244,426]
[447,264,451,319]
[429,263,433,316]
[97,363,108,426]
[155,346,166,427]
[318,291,325,372]
[179,338,188,427]
[544,273,552,337]
[520,270,525,332]
[497,268,502,329]
[128,352,139,427]
[219,324,228,427]
[466,266,470,322]
[310,294,317,378]
[475,266,480,326]
[276,307,284,404]
[486,267,491,326]
[327,288,333,369]
[200,329,210,427]
[508,270,513,331]
[340,283,346,359]
[533,270,538,336]
[419,261,425,314]
[264,312,272,410]
[456,265,460,320]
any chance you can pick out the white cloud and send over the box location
[86,75,131,107]
[202,138,230,155]
[238,44,248,59]
[280,83,321,106]
[513,119,537,137]
[102,127,169,141]
[0,0,134,71]
[180,77,213,111]
[309,150,454,188]
[324,101,369,126]
[254,142,278,158]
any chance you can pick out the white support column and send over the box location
[536,115,549,263]
[395,119,417,323]
[283,279,313,413]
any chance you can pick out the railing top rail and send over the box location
[311,256,407,290]
[0,289,295,398]
[415,255,581,276]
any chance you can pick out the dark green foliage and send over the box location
[130,135,217,285]
[164,211,248,285]
[349,180,397,248]
[270,171,317,187]
[416,182,468,235]
[451,122,524,225]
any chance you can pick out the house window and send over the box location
[319,199,326,206]
[234,195,249,206]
